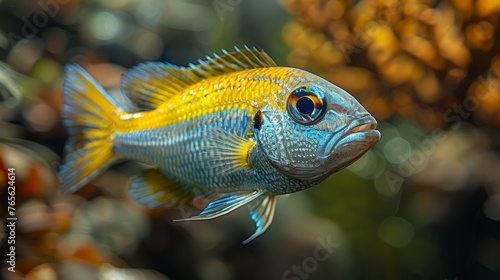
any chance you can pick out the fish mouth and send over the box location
[321,115,380,157]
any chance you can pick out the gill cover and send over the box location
[252,77,378,185]
[252,84,333,182]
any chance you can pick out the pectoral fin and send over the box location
[175,190,264,221]
[129,169,193,207]
[243,195,277,244]
[204,127,255,175]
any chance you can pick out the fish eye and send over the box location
[287,86,327,125]
[296,96,314,115]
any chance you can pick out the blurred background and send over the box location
[1,0,500,279]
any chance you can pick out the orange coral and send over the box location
[281,0,500,128]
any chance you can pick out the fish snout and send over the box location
[320,114,380,158]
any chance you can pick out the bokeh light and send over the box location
[1,0,500,279]
[378,216,415,248]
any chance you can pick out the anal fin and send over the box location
[129,169,193,207]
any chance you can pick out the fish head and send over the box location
[252,70,381,186]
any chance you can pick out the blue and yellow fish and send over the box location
[59,46,380,243]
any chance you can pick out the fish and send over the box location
[59,46,380,244]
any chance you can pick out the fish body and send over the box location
[113,67,308,195]
[59,47,380,243]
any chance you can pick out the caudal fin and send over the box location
[59,65,122,193]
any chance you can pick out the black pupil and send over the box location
[296,96,315,115]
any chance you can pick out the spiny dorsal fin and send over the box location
[121,46,277,109]
[188,46,277,79]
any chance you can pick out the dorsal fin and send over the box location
[120,62,198,110]
[188,46,277,79]
[121,46,277,109]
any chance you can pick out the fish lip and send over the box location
[321,115,379,157]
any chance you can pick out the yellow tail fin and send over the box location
[59,65,121,193]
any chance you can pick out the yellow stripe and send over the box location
[114,67,295,133]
